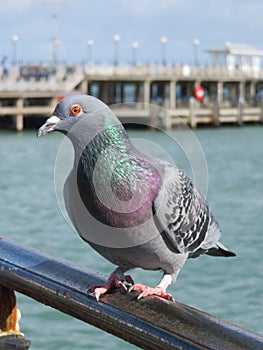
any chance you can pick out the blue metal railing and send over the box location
[1,237,263,350]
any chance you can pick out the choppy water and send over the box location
[0,126,262,349]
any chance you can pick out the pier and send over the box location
[1,237,263,349]
[1,64,263,130]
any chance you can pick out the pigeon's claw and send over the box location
[88,290,104,302]
[87,285,110,301]
[115,275,134,292]
[121,275,134,289]
[130,283,175,302]
[87,273,134,301]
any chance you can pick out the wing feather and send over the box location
[153,163,221,256]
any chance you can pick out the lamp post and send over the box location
[87,39,94,65]
[193,38,200,66]
[131,41,139,66]
[11,34,19,66]
[52,36,60,67]
[113,34,120,66]
[160,36,167,66]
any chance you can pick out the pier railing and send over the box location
[0,66,84,92]
[2,64,263,92]
[84,64,263,80]
[1,237,263,350]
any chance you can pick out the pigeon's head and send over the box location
[38,94,118,138]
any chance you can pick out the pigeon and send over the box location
[38,94,236,301]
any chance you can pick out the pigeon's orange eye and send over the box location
[70,104,82,116]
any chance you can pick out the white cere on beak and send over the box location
[37,115,61,137]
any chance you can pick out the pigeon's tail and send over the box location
[206,242,236,257]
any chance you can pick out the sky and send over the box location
[1,0,263,66]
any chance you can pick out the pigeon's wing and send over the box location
[153,163,221,257]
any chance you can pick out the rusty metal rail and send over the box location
[0,237,263,350]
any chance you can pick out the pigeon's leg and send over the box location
[130,274,174,301]
[130,254,188,301]
[88,267,133,301]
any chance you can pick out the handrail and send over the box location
[0,237,263,350]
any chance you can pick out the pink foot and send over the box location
[130,283,174,302]
[88,273,134,301]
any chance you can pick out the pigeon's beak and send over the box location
[37,115,61,137]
